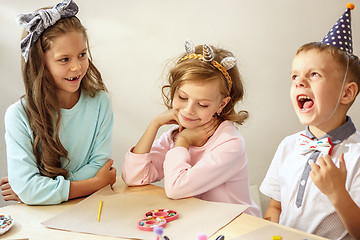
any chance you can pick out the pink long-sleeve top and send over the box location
[122,120,261,217]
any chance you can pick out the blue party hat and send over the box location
[321,3,355,54]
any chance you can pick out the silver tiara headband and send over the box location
[178,39,236,94]
[16,0,79,62]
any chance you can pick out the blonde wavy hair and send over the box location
[162,45,248,125]
[20,16,107,179]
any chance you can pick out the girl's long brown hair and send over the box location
[21,16,107,179]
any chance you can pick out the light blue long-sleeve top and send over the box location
[4,90,113,205]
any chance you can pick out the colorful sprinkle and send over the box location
[0,214,14,234]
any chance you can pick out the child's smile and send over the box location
[180,113,200,122]
[64,75,81,81]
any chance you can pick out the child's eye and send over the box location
[79,52,87,58]
[198,103,208,108]
[179,95,187,100]
[310,72,320,78]
[291,75,298,81]
[59,57,69,62]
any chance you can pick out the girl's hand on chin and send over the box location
[153,109,180,128]
[176,118,220,148]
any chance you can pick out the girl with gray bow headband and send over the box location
[0,0,116,205]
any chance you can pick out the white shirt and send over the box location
[260,124,360,239]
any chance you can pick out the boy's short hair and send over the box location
[296,42,360,98]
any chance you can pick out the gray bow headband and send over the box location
[16,0,79,62]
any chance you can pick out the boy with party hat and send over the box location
[260,3,360,239]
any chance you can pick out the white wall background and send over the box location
[1,0,359,213]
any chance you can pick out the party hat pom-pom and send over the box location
[197,233,208,240]
[185,39,195,55]
[153,226,163,235]
[347,3,355,10]
[203,44,214,62]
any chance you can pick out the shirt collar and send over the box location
[304,116,356,144]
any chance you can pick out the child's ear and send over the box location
[341,82,358,105]
[218,96,231,113]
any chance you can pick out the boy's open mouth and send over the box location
[297,95,314,110]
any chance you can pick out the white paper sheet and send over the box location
[43,184,248,240]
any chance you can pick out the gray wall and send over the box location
[1,0,359,213]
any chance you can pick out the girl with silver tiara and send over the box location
[122,39,261,217]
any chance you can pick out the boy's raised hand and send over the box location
[311,154,360,238]
[310,153,347,200]
[175,118,220,149]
